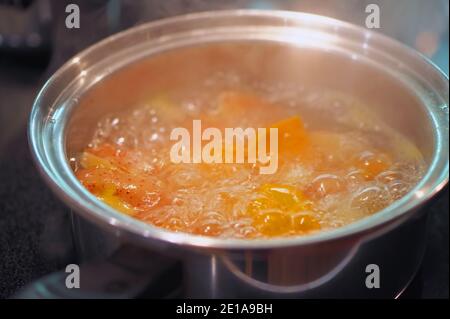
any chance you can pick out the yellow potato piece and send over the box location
[97,186,135,216]
[80,152,117,170]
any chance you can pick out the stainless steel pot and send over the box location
[28,10,449,298]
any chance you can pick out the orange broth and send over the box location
[74,85,425,239]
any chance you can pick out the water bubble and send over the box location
[69,157,78,170]
[306,174,345,199]
[111,118,120,126]
[346,169,365,184]
[166,217,185,231]
[387,180,410,200]
[351,186,390,214]
[193,219,223,236]
[116,136,125,145]
[376,170,403,184]
[150,133,159,141]
[172,197,184,206]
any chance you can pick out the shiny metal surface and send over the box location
[28,10,449,297]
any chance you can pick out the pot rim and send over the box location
[28,9,449,250]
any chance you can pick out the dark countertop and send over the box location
[0,0,448,299]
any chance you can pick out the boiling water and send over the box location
[74,72,425,239]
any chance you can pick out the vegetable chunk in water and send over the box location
[75,89,425,239]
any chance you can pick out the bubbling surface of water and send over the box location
[74,72,425,239]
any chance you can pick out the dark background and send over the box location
[0,0,448,298]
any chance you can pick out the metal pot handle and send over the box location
[14,244,181,299]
